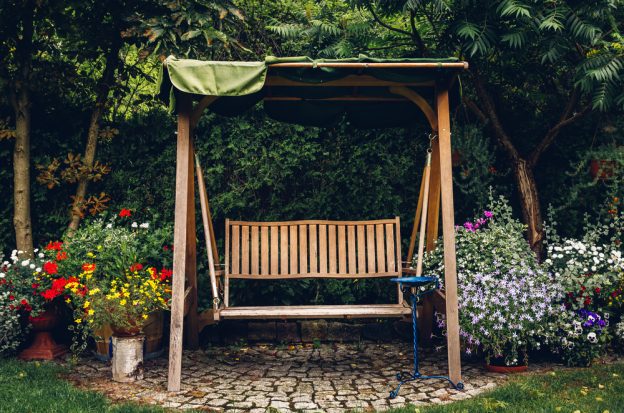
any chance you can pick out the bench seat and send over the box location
[219,304,411,319]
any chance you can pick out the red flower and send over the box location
[580,285,586,292]
[20,299,28,305]
[31,283,39,289]
[159,268,173,281]
[584,297,592,306]
[42,289,59,300]
[119,208,132,218]
[42,261,58,275]
[163,245,169,251]
[56,251,67,261]
[129,263,143,272]
[82,263,96,272]
[44,241,63,251]
[595,287,601,294]
[8,295,14,301]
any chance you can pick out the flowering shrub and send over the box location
[545,240,623,312]
[64,263,171,332]
[60,210,173,281]
[555,309,611,367]
[615,320,624,349]
[0,290,25,356]
[425,196,563,365]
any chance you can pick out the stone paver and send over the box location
[64,342,572,412]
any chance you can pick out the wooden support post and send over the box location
[406,172,426,264]
[426,137,441,252]
[436,83,462,385]
[184,137,199,350]
[168,93,193,392]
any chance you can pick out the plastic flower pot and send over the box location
[19,309,68,360]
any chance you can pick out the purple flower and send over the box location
[484,211,493,218]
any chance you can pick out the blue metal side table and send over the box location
[388,276,464,399]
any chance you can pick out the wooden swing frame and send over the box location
[166,61,467,392]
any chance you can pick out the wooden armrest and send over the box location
[401,268,418,275]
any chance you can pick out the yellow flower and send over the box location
[75,318,82,324]
[83,300,90,309]
[86,252,95,258]
[133,300,139,306]
[88,309,95,316]
[97,245,103,250]
[142,314,148,320]
[89,288,100,296]
[65,298,71,304]
[120,299,127,306]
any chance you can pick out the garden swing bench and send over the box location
[157,55,468,392]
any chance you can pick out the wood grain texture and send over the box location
[184,139,199,349]
[437,84,462,385]
[385,224,396,273]
[309,225,318,273]
[289,225,298,275]
[347,226,356,275]
[280,226,288,275]
[299,225,308,274]
[261,226,269,275]
[366,225,376,273]
[270,226,279,274]
[168,94,191,392]
[241,226,250,274]
[357,225,366,274]
[220,304,411,319]
[319,225,327,274]
[375,224,386,273]
[328,225,337,274]
[338,226,347,274]
[427,137,441,252]
[231,226,240,275]
[250,226,259,276]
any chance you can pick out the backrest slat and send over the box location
[357,225,366,274]
[270,226,279,275]
[280,226,288,275]
[231,225,240,274]
[289,225,298,275]
[338,226,347,274]
[225,218,401,279]
[309,225,318,273]
[366,225,376,273]
[251,226,259,275]
[241,226,250,274]
[347,225,356,274]
[261,226,269,275]
[376,224,386,273]
[319,225,328,274]
[385,223,396,273]
[328,225,337,274]
[299,225,308,274]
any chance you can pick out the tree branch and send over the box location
[366,1,412,37]
[462,96,488,124]
[527,89,590,167]
[409,11,427,56]
[470,71,520,161]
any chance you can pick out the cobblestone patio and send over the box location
[66,342,526,412]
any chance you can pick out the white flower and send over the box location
[35,267,41,273]
[0,273,4,278]
[29,264,35,269]
[106,223,113,229]
[34,248,39,253]
[140,223,149,229]
[38,253,44,258]
[21,260,29,267]
[131,222,138,228]
[587,332,597,344]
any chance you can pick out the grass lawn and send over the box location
[393,362,624,413]
[0,359,165,413]
[0,358,622,413]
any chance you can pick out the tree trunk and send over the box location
[11,2,35,257]
[513,158,544,257]
[13,86,34,256]
[67,45,120,234]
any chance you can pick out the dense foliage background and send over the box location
[1,0,623,308]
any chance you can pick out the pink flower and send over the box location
[484,211,493,218]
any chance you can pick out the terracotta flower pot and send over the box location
[590,159,617,180]
[19,309,68,360]
[485,363,528,373]
[111,323,143,337]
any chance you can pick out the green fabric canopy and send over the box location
[158,55,464,128]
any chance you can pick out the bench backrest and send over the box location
[225,218,402,279]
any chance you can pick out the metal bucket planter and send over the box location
[111,334,144,382]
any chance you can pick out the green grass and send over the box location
[387,363,624,413]
[0,359,166,413]
[0,358,623,413]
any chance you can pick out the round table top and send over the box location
[390,276,438,286]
